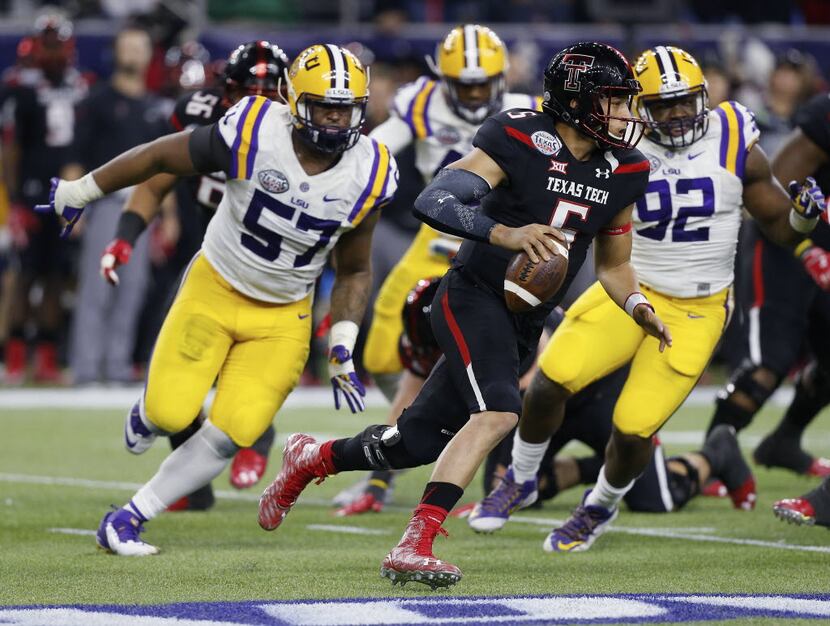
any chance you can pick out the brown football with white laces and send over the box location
[503,238,569,313]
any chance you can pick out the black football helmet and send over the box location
[542,42,645,150]
[223,40,290,102]
[398,278,443,378]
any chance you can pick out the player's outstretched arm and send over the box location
[595,205,672,352]
[413,149,565,261]
[100,173,179,285]
[35,131,199,237]
[743,143,825,246]
[327,211,381,413]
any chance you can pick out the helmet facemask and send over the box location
[293,92,368,154]
[443,74,505,124]
[638,85,709,148]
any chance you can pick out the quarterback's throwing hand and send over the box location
[633,305,672,353]
[329,345,366,413]
[33,177,85,238]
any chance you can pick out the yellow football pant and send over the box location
[363,224,451,375]
[538,281,730,438]
[143,255,311,447]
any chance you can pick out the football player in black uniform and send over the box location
[767,92,830,527]
[257,42,669,588]
[99,40,289,509]
[706,92,830,481]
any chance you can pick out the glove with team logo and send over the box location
[33,175,104,238]
[797,239,830,291]
[328,320,365,413]
[788,177,826,233]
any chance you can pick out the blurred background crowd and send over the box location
[0,0,827,387]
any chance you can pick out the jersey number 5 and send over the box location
[636,177,714,242]
[242,189,341,267]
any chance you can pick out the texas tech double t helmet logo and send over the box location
[543,42,645,150]
[562,54,595,91]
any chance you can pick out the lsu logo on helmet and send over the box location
[285,44,369,153]
[426,24,507,123]
[633,46,709,147]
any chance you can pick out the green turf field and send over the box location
[2,398,830,614]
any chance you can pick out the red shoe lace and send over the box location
[412,510,449,557]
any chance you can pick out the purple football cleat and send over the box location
[543,489,618,553]
[468,466,538,533]
[96,507,158,556]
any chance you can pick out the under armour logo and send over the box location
[562,53,595,92]
[595,168,610,179]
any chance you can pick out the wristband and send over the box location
[794,238,814,258]
[789,209,818,234]
[115,210,148,245]
[329,320,359,352]
[624,292,653,318]
[58,173,104,210]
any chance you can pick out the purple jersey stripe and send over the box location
[230,98,256,179]
[349,141,381,221]
[245,99,271,179]
[422,83,437,136]
[733,103,747,178]
[403,77,427,135]
[715,107,729,170]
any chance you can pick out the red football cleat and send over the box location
[230,448,268,489]
[4,338,26,385]
[807,458,830,478]
[258,434,332,531]
[773,497,817,526]
[33,341,61,383]
[335,492,383,517]
[701,479,728,498]
[380,504,462,589]
[728,476,757,511]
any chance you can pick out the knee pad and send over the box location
[200,420,240,460]
[355,424,435,470]
[711,360,778,432]
[665,456,700,510]
[797,361,830,405]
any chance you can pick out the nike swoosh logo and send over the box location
[688,152,705,160]
[298,313,310,319]
[323,195,342,202]
[687,313,705,319]
[557,540,583,550]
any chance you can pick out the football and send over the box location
[503,238,569,313]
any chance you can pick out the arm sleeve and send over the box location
[794,94,830,154]
[189,124,232,175]
[413,168,495,242]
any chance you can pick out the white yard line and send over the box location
[48,527,97,536]
[306,524,391,536]
[0,385,798,409]
[6,472,829,555]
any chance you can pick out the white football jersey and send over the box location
[631,101,760,298]
[370,75,541,181]
[202,96,398,303]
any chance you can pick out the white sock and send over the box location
[124,421,238,522]
[511,431,550,483]
[585,466,634,510]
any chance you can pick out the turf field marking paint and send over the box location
[664,595,830,616]
[306,524,392,536]
[48,527,97,536]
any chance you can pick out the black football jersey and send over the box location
[455,108,649,316]
[793,93,830,250]
[170,88,228,215]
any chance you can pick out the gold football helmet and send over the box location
[285,44,369,153]
[633,46,709,147]
[426,24,507,124]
